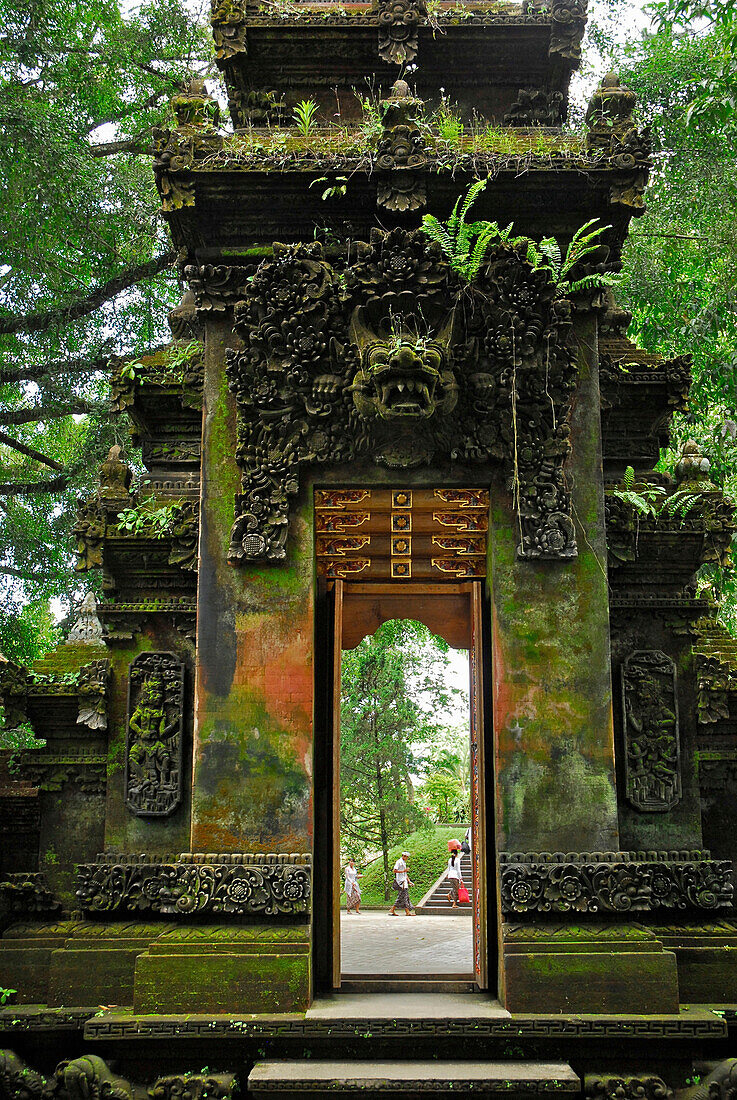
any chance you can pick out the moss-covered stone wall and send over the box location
[490,313,620,853]
[191,319,313,852]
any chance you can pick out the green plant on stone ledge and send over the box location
[120,340,201,384]
[611,466,703,523]
[310,175,348,201]
[117,497,183,538]
[421,178,528,279]
[420,178,622,295]
[293,98,319,137]
[0,989,17,1006]
[433,91,464,146]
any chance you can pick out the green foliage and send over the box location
[611,466,703,523]
[0,599,60,666]
[610,22,737,629]
[525,219,620,295]
[417,727,471,823]
[0,988,16,1005]
[653,0,737,128]
[432,94,464,145]
[121,340,202,382]
[0,704,45,752]
[340,620,462,895]
[421,178,527,279]
[116,497,182,537]
[0,0,211,641]
[351,825,465,907]
[421,181,620,294]
[309,175,348,201]
[292,98,319,137]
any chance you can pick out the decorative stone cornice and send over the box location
[498,851,733,915]
[76,852,312,920]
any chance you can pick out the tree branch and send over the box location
[0,564,48,580]
[0,401,104,426]
[0,251,176,335]
[0,352,113,385]
[89,138,153,157]
[0,462,83,494]
[0,431,64,470]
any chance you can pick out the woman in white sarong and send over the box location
[344,858,362,913]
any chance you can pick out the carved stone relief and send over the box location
[222,230,578,565]
[76,853,311,919]
[621,650,681,812]
[125,652,185,817]
[377,0,427,64]
[499,851,732,914]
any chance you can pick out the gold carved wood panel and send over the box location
[315,488,489,579]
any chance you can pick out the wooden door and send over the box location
[470,581,488,988]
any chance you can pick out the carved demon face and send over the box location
[349,309,458,423]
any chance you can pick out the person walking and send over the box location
[344,858,362,914]
[446,849,462,908]
[389,851,415,916]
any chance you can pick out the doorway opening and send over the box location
[315,581,494,994]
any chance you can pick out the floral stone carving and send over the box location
[125,652,185,817]
[377,0,427,65]
[222,231,578,565]
[76,660,110,730]
[150,1076,236,1100]
[499,851,733,914]
[621,650,681,812]
[76,853,311,919]
[585,1075,673,1100]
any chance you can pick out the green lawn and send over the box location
[347,825,466,907]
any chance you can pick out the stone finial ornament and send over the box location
[585,71,637,151]
[676,439,713,485]
[65,592,104,646]
[170,76,220,131]
[376,80,427,213]
[167,289,200,341]
[98,444,132,499]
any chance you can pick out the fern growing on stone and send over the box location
[421,179,621,296]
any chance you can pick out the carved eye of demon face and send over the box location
[352,340,456,421]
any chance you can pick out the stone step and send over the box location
[341,977,476,993]
[248,1060,580,1100]
[419,905,473,915]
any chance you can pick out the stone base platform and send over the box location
[248,1060,580,1100]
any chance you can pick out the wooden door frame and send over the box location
[312,579,497,994]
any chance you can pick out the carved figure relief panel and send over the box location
[621,650,681,812]
[223,230,578,567]
[125,652,185,817]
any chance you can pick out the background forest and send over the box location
[1,0,736,666]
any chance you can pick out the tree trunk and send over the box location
[372,704,391,901]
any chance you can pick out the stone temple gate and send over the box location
[3,0,737,1094]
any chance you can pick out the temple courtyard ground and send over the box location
[340,911,473,975]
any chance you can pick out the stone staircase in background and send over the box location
[417,853,473,914]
